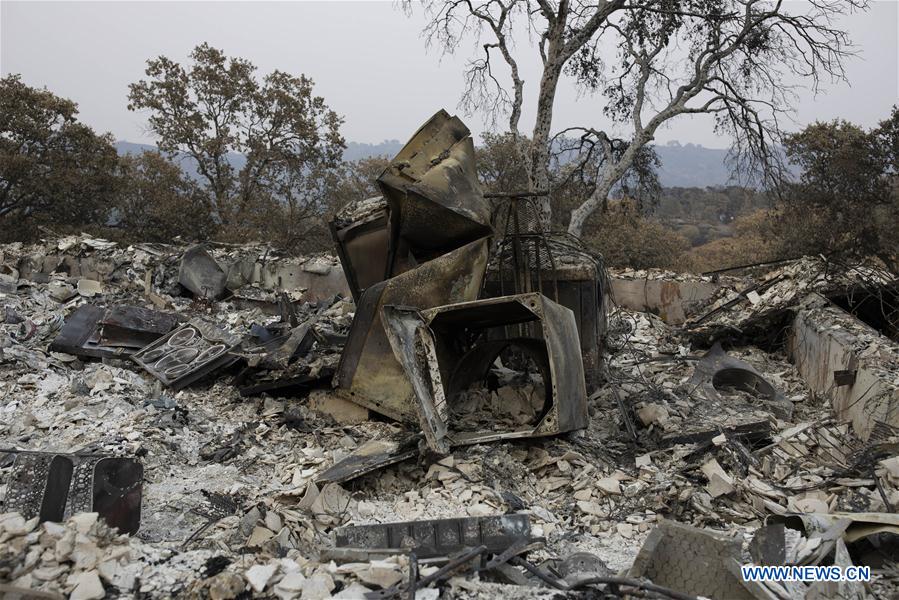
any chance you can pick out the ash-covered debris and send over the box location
[2,113,899,599]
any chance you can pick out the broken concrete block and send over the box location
[0,272,17,293]
[247,526,275,547]
[594,477,622,495]
[577,500,603,516]
[307,390,369,425]
[70,570,105,600]
[179,244,227,300]
[302,572,335,600]
[636,403,669,426]
[701,459,735,498]
[880,455,899,479]
[355,560,404,589]
[309,483,352,524]
[47,281,76,302]
[616,522,635,538]
[77,279,103,297]
[245,563,278,593]
[273,571,306,599]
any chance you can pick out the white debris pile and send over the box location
[2,236,899,598]
[1,511,168,599]
[687,255,897,335]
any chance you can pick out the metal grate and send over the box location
[491,196,605,301]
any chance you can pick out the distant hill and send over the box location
[115,141,246,180]
[653,142,732,187]
[343,140,404,161]
[116,139,736,188]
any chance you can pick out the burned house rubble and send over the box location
[1,114,898,600]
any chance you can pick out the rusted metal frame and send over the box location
[381,293,587,451]
[336,514,530,559]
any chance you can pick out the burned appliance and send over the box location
[334,239,489,422]
[131,319,241,389]
[2,451,143,535]
[377,110,493,278]
[178,244,227,300]
[333,110,493,421]
[381,292,588,453]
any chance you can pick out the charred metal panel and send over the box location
[377,110,492,277]
[380,305,451,453]
[330,196,391,302]
[316,438,418,485]
[381,292,588,452]
[334,238,489,422]
[335,514,531,559]
[66,457,143,535]
[50,305,177,360]
[4,453,73,522]
[3,452,143,535]
[132,319,241,390]
[49,304,110,358]
[179,244,227,300]
[689,342,792,418]
[98,306,179,348]
[629,520,755,600]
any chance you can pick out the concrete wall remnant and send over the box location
[610,273,722,324]
[788,294,899,440]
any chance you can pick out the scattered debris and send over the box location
[2,119,899,599]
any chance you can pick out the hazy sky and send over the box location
[2,1,897,148]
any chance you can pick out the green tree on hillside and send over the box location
[117,151,217,243]
[0,75,120,240]
[777,109,899,273]
[128,43,345,235]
